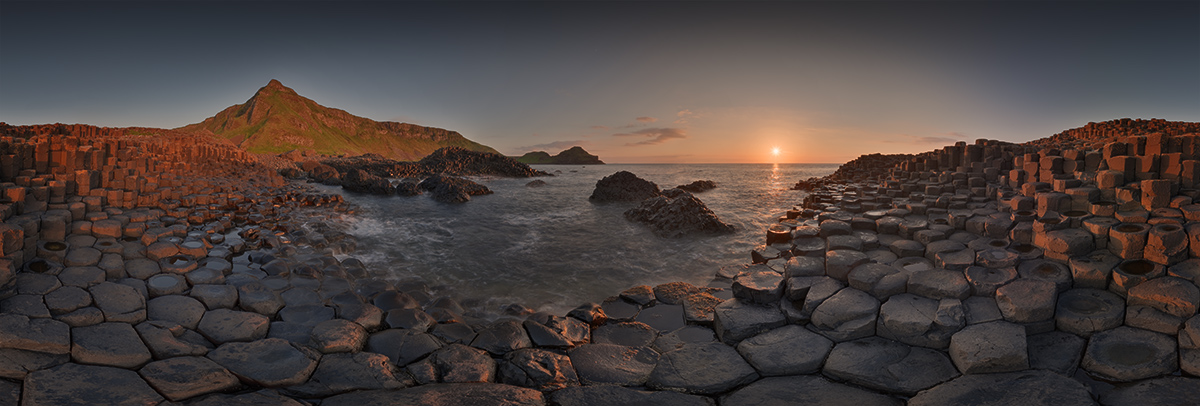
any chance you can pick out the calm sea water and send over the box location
[326,163,838,318]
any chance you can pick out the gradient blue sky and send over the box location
[2,1,1197,163]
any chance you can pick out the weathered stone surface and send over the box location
[322,383,543,406]
[2,294,49,318]
[207,338,320,387]
[721,375,903,406]
[281,352,408,398]
[963,266,1017,296]
[134,321,212,359]
[1017,260,1074,292]
[43,286,90,316]
[995,279,1057,323]
[592,321,656,347]
[811,288,879,342]
[653,325,717,353]
[1082,326,1178,382]
[647,342,758,395]
[0,348,69,379]
[1055,288,1125,337]
[736,324,832,376]
[907,370,1095,406]
[428,343,496,383]
[147,294,206,330]
[471,320,533,355]
[89,281,146,323]
[1125,304,1184,335]
[908,269,970,300]
[187,389,306,406]
[825,249,870,281]
[712,298,786,344]
[732,271,784,304]
[311,318,368,353]
[1070,250,1121,289]
[1099,376,1200,406]
[847,262,907,300]
[0,314,70,354]
[1027,331,1086,376]
[21,363,164,405]
[590,171,660,202]
[498,348,579,391]
[138,356,239,401]
[963,296,1003,325]
[197,309,270,344]
[1127,276,1199,318]
[823,336,959,396]
[551,385,714,406]
[366,328,443,366]
[237,282,285,317]
[948,321,1028,374]
[876,294,965,349]
[71,322,152,368]
[568,343,658,386]
[190,284,239,310]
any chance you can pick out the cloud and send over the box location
[881,133,964,144]
[513,140,588,154]
[613,127,687,146]
[635,116,658,123]
[589,125,610,130]
[674,109,703,124]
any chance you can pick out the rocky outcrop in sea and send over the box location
[624,188,736,238]
[588,171,661,202]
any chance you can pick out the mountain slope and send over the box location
[178,79,499,160]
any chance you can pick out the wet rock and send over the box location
[1081,326,1178,382]
[636,303,685,331]
[418,174,494,203]
[429,343,496,383]
[134,321,212,358]
[592,321,656,347]
[321,383,542,406]
[196,309,270,344]
[589,171,660,202]
[551,385,714,406]
[0,314,70,354]
[384,307,435,331]
[823,336,959,396]
[736,324,832,376]
[712,298,786,344]
[619,285,655,305]
[1027,331,1086,376]
[948,321,1028,374]
[522,319,573,348]
[498,348,579,391]
[653,325,717,353]
[811,287,879,342]
[1055,288,1124,337]
[138,356,240,401]
[71,322,152,368]
[207,338,320,387]
[647,342,758,395]
[568,343,659,386]
[907,370,1095,406]
[601,299,640,321]
[366,328,443,366]
[21,363,164,405]
[721,375,903,406]
[471,320,533,355]
[281,352,408,398]
[568,302,608,326]
[624,188,736,238]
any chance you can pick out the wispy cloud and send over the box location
[613,128,687,146]
[513,140,588,154]
[882,133,964,144]
[635,116,657,123]
[674,109,703,124]
[590,125,609,130]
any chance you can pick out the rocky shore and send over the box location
[3,119,1200,405]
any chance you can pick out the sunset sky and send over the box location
[1,1,1197,163]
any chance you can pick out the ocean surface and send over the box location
[319,163,838,318]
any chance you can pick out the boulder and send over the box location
[341,169,395,195]
[418,174,494,203]
[589,171,660,202]
[624,188,735,238]
[675,180,717,193]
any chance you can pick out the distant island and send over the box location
[515,146,604,165]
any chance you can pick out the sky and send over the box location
[1,1,1197,163]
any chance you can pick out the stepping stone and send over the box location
[619,285,655,305]
[551,385,713,406]
[1070,250,1121,289]
[847,262,907,300]
[471,320,532,356]
[1127,276,1199,318]
[825,249,869,281]
[712,298,786,344]
[995,279,1057,323]
[601,299,640,321]
[138,356,239,401]
[1099,376,1200,406]
[44,286,91,316]
[269,321,314,345]
[681,292,723,324]
[948,321,1028,374]
[876,294,964,349]
[197,309,270,344]
[0,314,70,354]
[732,271,784,304]
[16,273,61,295]
[366,329,442,366]
[975,249,1018,268]
[635,304,685,331]
[134,321,212,359]
[963,296,1003,325]
[2,294,49,318]
[907,269,970,300]
[736,324,832,376]
[823,336,959,395]
[592,321,656,347]
[568,343,658,386]
[279,304,336,326]
[147,295,206,329]
[498,348,579,391]
[207,338,320,387]
[190,284,238,310]
[58,266,105,288]
[56,306,104,327]
[146,274,188,297]
[1081,326,1178,382]
[654,282,702,305]
[1027,331,1085,376]
[321,383,542,406]
[125,258,161,280]
[720,375,903,406]
[426,343,496,383]
[1055,288,1124,337]
[653,325,717,353]
[281,352,408,398]
[811,288,879,342]
[237,281,285,317]
[311,319,367,353]
[21,363,164,405]
[71,322,152,368]
[63,247,102,267]
[647,342,759,395]
[784,255,824,277]
[1017,259,1073,292]
[963,266,1017,296]
[907,370,1094,406]
[522,319,572,348]
[0,348,69,379]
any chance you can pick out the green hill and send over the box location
[516,146,604,164]
[178,79,499,160]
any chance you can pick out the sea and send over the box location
[313,163,839,318]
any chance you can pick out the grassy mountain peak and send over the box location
[178,80,499,160]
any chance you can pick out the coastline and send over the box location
[3,121,1200,405]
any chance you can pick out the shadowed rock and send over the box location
[907,370,1094,406]
[590,171,661,202]
[321,383,543,406]
[22,363,164,405]
[624,188,735,238]
[721,375,903,406]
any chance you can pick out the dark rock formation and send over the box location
[308,164,341,184]
[394,180,422,196]
[526,180,547,188]
[516,146,604,165]
[418,174,493,204]
[419,147,550,177]
[624,189,735,238]
[590,171,661,202]
[340,170,394,195]
[675,180,717,193]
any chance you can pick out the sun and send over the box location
[772,147,781,157]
